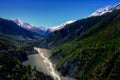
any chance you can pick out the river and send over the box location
[34,47,61,80]
[23,47,76,80]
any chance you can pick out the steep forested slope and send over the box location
[44,10,120,80]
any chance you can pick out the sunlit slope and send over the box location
[48,10,120,80]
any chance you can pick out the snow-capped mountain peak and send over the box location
[12,19,34,30]
[12,19,47,36]
[90,6,112,16]
[90,3,120,17]
[48,20,76,32]
[114,2,120,9]
[12,19,76,36]
[13,19,23,26]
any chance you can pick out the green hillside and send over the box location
[0,36,55,80]
[0,18,53,80]
[46,10,120,80]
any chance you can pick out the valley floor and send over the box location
[23,47,76,80]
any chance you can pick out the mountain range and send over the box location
[42,9,120,80]
[34,2,120,79]
[12,19,47,36]
[90,2,120,16]
[12,3,120,37]
[0,18,43,43]
[1,2,120,80]
[12,19,76,36]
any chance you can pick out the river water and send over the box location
[23,47,76,80]
[34,47,61,80]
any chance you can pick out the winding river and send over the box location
[34,47,61,80]
[23,47,76,80]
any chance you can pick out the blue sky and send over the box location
[0,0,119,28]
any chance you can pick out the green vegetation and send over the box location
[0,53,53,80]
[0,18,53,80]
[0,37,53,80]
[1,6,120,80]
[47,10,120,80]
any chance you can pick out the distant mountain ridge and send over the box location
[0,18,42,42]
[13,19,76,36]
[48,20,76,32]
[90,3,120,16]
[45,20,76,35]
[12,19,47,36]
[11,3,120,37]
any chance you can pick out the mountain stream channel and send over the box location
[23,47,76,80]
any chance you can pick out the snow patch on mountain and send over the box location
[90,3,120,17]
[12,19,76,36]
[48,20,76,32]
[12,19,47,36]
[90,6,112,16]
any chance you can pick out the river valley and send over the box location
[23,47,76,80]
